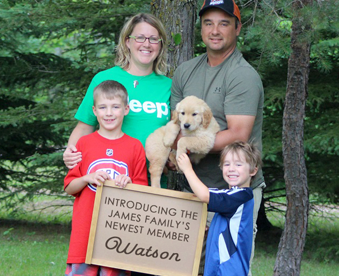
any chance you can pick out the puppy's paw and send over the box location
[163,121,180,146]
[169,150,180,171]
[189,153,205,164]
[176,138,189,157]
[163,135,175,147]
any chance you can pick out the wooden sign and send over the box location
[86,180,207,276]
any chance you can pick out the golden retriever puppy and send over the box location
[145,96,220,188]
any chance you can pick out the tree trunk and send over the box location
[273,0,313,275]
[151,0,198,77]
[151,0,198,190]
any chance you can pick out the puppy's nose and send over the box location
[184,123,190,129]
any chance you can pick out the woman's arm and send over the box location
[63,121,95,169]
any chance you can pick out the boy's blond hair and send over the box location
[93,80,128,106]
[219,141,262,174]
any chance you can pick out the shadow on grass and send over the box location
[0,218,71,242]
[256,225,282,255]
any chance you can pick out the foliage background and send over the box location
[1,0,338,216]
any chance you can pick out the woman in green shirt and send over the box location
[63,13,172,189]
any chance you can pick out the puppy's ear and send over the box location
[172,101,182,124]
[171,110,179,124]
[202,106,212,128]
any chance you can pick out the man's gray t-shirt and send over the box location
[171,49,264,190]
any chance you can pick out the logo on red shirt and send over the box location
[87,158,128,192]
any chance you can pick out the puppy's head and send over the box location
[175,96,212,131]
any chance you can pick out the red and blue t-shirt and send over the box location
[64,131,148,264]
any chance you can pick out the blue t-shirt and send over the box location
[205,186,254,276]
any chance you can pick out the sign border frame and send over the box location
[86,180,207,276]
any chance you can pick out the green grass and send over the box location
[0,194,73,225]
[0,221,70,276]
[0,195,72,275]
[0,199,338,275]
[251,208,339,275]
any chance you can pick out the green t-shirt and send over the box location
[171,49,264,190]
[75,66,172,187]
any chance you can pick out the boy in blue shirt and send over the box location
[176,141,261,276]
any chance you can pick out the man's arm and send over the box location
[212,114,255,152]
[63,121,95,169]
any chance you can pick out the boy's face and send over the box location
[93,94,129,135]
[222,150,257,189]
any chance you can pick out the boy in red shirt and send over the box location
[64,80,148,276]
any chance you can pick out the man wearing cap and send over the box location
[171,0,265,275]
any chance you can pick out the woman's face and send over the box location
[126,22,161,72]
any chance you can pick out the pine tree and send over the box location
[0,0,149,208]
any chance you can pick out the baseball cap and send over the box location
[199,0,241,22]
